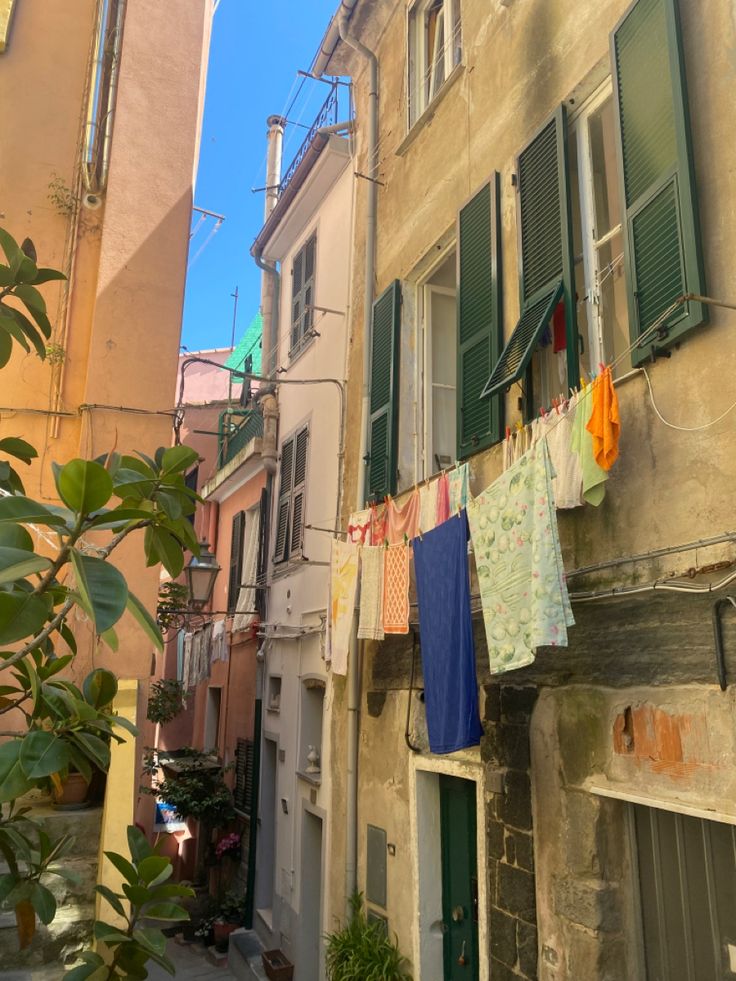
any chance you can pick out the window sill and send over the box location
[396,63,465,157]
[297,770,322,787]
[288,333,316,366]
[271,554,306,580]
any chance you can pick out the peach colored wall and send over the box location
[0,0,212,684]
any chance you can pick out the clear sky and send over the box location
[181,0,339,352]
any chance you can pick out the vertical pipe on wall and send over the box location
[336,9,378,919]
[256,115,286,383]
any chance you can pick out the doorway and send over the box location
[439,774,479,981]
[634,804,736,979]
[255,737,277,923]
[299,809,324,980]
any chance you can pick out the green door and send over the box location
[439,775,479,980]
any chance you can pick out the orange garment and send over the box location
[370,504,387,546]
[386,489,420,544]
[383,543,410,635]
[585,367,620,470]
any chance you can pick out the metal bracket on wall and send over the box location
[712,596,736,690]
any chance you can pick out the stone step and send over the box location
[228,929,267,981]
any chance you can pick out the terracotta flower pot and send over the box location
[52,772,90,809]
[212,920,238,952]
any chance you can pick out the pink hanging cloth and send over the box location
[386,489,420,544]
[435,473,451,525]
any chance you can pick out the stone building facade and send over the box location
[310,0,736,978]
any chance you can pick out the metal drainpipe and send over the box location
[257,115,286,388]
[337,9,379,918]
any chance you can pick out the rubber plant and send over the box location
[0,225,200,975]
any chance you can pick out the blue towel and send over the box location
[413,511,483,754]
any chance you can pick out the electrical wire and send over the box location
[641,366,736,432]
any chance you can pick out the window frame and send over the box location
[274,422,310,564]
[407,0,462,129]
[419,259,458,480]
[289,233,317,360]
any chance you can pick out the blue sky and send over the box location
[182,0,339,352]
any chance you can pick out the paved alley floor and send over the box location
[145,939,236,979]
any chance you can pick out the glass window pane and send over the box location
[589,97,621,241]
[432,386,456,471]
[597,233,630,370]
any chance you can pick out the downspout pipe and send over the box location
[336,8,379,920]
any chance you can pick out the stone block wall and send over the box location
[482,684,538,981]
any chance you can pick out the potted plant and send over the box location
[324,894,412,981]
[212,890,246,951]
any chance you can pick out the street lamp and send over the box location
[185,541,221,609]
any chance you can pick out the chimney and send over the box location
[264,115,286,219]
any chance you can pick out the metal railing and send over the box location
[218,410,264,469]
[279,84,339,198]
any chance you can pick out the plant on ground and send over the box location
[0,224,201,974]
[146,677,185,724]
[325,893,413,981]
[65,825,194,980]
[142,747,235,829]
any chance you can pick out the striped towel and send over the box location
[358,546,385,640]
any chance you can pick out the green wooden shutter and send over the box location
[290,426,309,555]
[274,436,294,563]
[457,174,503,459]
[227,510,246,612]
[482,107,577,400]
[365,280,401,502]
[612,0,706,361]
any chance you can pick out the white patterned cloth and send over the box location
[357,546,385,641]
[467,441,574,674]
[533,404,584,509]
[419,480,439,534]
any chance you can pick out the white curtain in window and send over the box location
[233,506,260,632]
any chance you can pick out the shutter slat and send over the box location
[457,175,503,458]
[274,498,290,564]
[234,738,255,814]
[612,0,706,358]
[291,490,304,554]
[366,281,401,502]
[227,511,245,612]
[519,117,565,301]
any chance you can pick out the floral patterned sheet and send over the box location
[467,440,574,674]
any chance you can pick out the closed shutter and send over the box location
[366,280,401,502]
[256,487,268,618]
[227,511,245,612]
[482,107,577,400]
[274,437,294,563]
[234,737,255,814]
[457,174,503,459]
[611,0,705,361]
[290,426,309,555]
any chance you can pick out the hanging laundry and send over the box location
[348,508,372,545]
[586,366,620,470]
[447,462,469,514]
[413,512,483,754]
[570,384,608,506]
[211,619,228,663]
[182,632,193,690]
[419,479,439,534]
[436,472,450,524]
[329,539,360,675]
[232,506,261,632]
[357,545,385,641]
[370,503,387,546]
[467,441,574,675]
[383,543,410,635]
[386,489,420,544]
[534,404,583,509]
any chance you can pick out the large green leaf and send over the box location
[70,551,128,634]
[32,267,67,285]
[18,730,70,778]
[0,741,34,801]
[132,926,167,955]
[104,850,138,886]
[127,825,153,863]
[137,856,170,886]
[0,591,49,645]
[0,546,51,584]
[126,592,163,652]
[0,437,37,464]
[95,884,126,918]
[0,525,34,551]
[82,668,118,708]
[144,527,184,578]
[29,882,56,924]
[85,507,154,531]
[0,495,67,526]
[57,459,113,514]
[0,228,22,268]
[72,731,110,771]
[14,284,46,315]
[140,901,188,922]
[160,446,199,475]
[0,329,11,368]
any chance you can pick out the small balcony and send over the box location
[218,409,263,469]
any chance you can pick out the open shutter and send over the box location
[457,174,503,458]
[234,738,255,814]
[290,426,309,555]
[482,107,576,400]
[227,511,245,612]
[612,0,705,361]
[274,437,294,563]
[365,280,401,502]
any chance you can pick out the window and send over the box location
[274,424,309,563]
[421,252,457,476]
[408,0,462,127]
[568,83,631,377]
[290,234,316,357]
[227,510,245,613]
